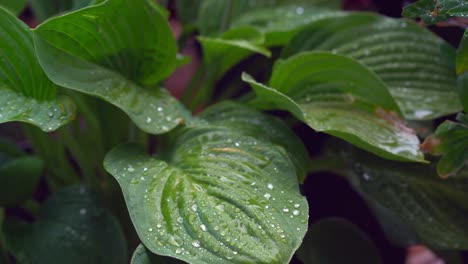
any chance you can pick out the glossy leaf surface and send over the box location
[283,13,461,120]
[105,102,309,264]
[297,218,383,264]
[244,52,424,162]
[34,0,184,134]
[4,185,128,264]
[0,7,75,132]
[131,244,185,264]
[403,0,468,25]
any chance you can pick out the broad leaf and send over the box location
[421,113,468,177]
[0,7,75,132]
[282,13,461,120]
[297,218,383,264]
[0,0,26,15]
[34,0,184,134]
[29,0,95,22]
[458,30,468,111]
[244,52,424,162]
[403,0,468,25]
[131,244,185,264]
[104,102,309,264]
[0,156,43,207]
[4,185,128,264]
[342,146,468,249]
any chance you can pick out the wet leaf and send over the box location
[4,185,128,264]
[131,244,185,264]
[104,102,309,264]
[283,13,461,120]
[0,7,75,132]
[244,51,424,162]
[33,0,184,135]
[403,0,468,25]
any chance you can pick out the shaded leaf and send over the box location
[297,218,383,264]
[4,185,128,264]
[29,0,95,22]
[0,7,75,132]
[283,13,461,120]
[243,51,424,162]
[403,0,468,25]
[0,0,26,15]
[131,244,185,264]
[458,30,468,111]
[104,102,309,264]
[33,0,184,134]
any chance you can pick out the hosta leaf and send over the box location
[0,156,43,207]
[244,51,424,162]
[297,218,383,264]
[29,0,95,22]
[0,7,75,132]
[131,244,185,264]
[283,13,461,120]
[403,0,468,25]
[342,146,468,249]
[0,0,26,15]
[104,102,309,264]
[458,30,468,111]
[33,0,184,134]
[421,114,468,177]
[4,185,128,264]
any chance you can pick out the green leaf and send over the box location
[283,13,461,120]
[198,26,271,79]
[0,156,43,207]
[344,146,468,249]
[4,185,128,264]
[131,244,185,264]
[33,0,184,135]
[421,114,468,177]
[104,102,309,264]
[243,51,424,162]
[29,0,95,22]
[458,30,468,111]
[0,0,26,15]
[0,7,75,132]
[297,218,383,264]
[403,0,468,25]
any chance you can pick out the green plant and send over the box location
[0,0,467,263]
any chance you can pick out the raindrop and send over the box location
[293,210,300,216]
[192,240,201,248]
[294,203,300,208]
[264,193,271,199]
[79,208,87,216]
[177,217,183,224]
[295,6,304,15]
[148,228,153,232]
[282,208,289,213]
[127,166,135,172]
[191,204,198,212]
[200,224,207,231]
[362,173,372,181]
[267,183,274,189]
[176,248,182,254]
[146,117,152,123]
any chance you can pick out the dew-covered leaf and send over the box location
[282,13,461,120]
[33,0,184,134]
[0,0,26,15]
[297,218,383,264]
[403,0,468,25]
[341,146,468,249]
[0,7,75,132]
[243,51,424,162]
[131,244,185,264]
[4,185,128,264]
[104,102,309,264]
[421,114,468,177]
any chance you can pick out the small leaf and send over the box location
[104,102,309,264]
[403,0,468,25]
[131,244,185,264]
[283,13,461,120]
[34,0,184,134]
[344,146,468,249]
[244,51,424,162]
[0,0,26,15]
[0,7,75,132]
[0,156,43,207]
[4,185,128,264]
[297,218,383,264]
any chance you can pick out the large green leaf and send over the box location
[297,218,383,264]
[403,0,468,25]
[0,0,26,15]
[458,30,468,111]
[131,244,185,264]
[29,0,95,22]
[244,51,424,162]
[4,185,128,264]
[104,102,309,264]
[33,0,184,134]
[0,7,75,132]
[341,146,468,249]
[282,13,461,120]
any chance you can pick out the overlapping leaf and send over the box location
[104,102,309,264]
[403,0,468,25]
[0,7,75,132]
[0,0,26,15]
[4,186,128,264]
[33,0,184,134]
[244,51,424,162]
[282,13,461,120]
[131,244,185,264]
